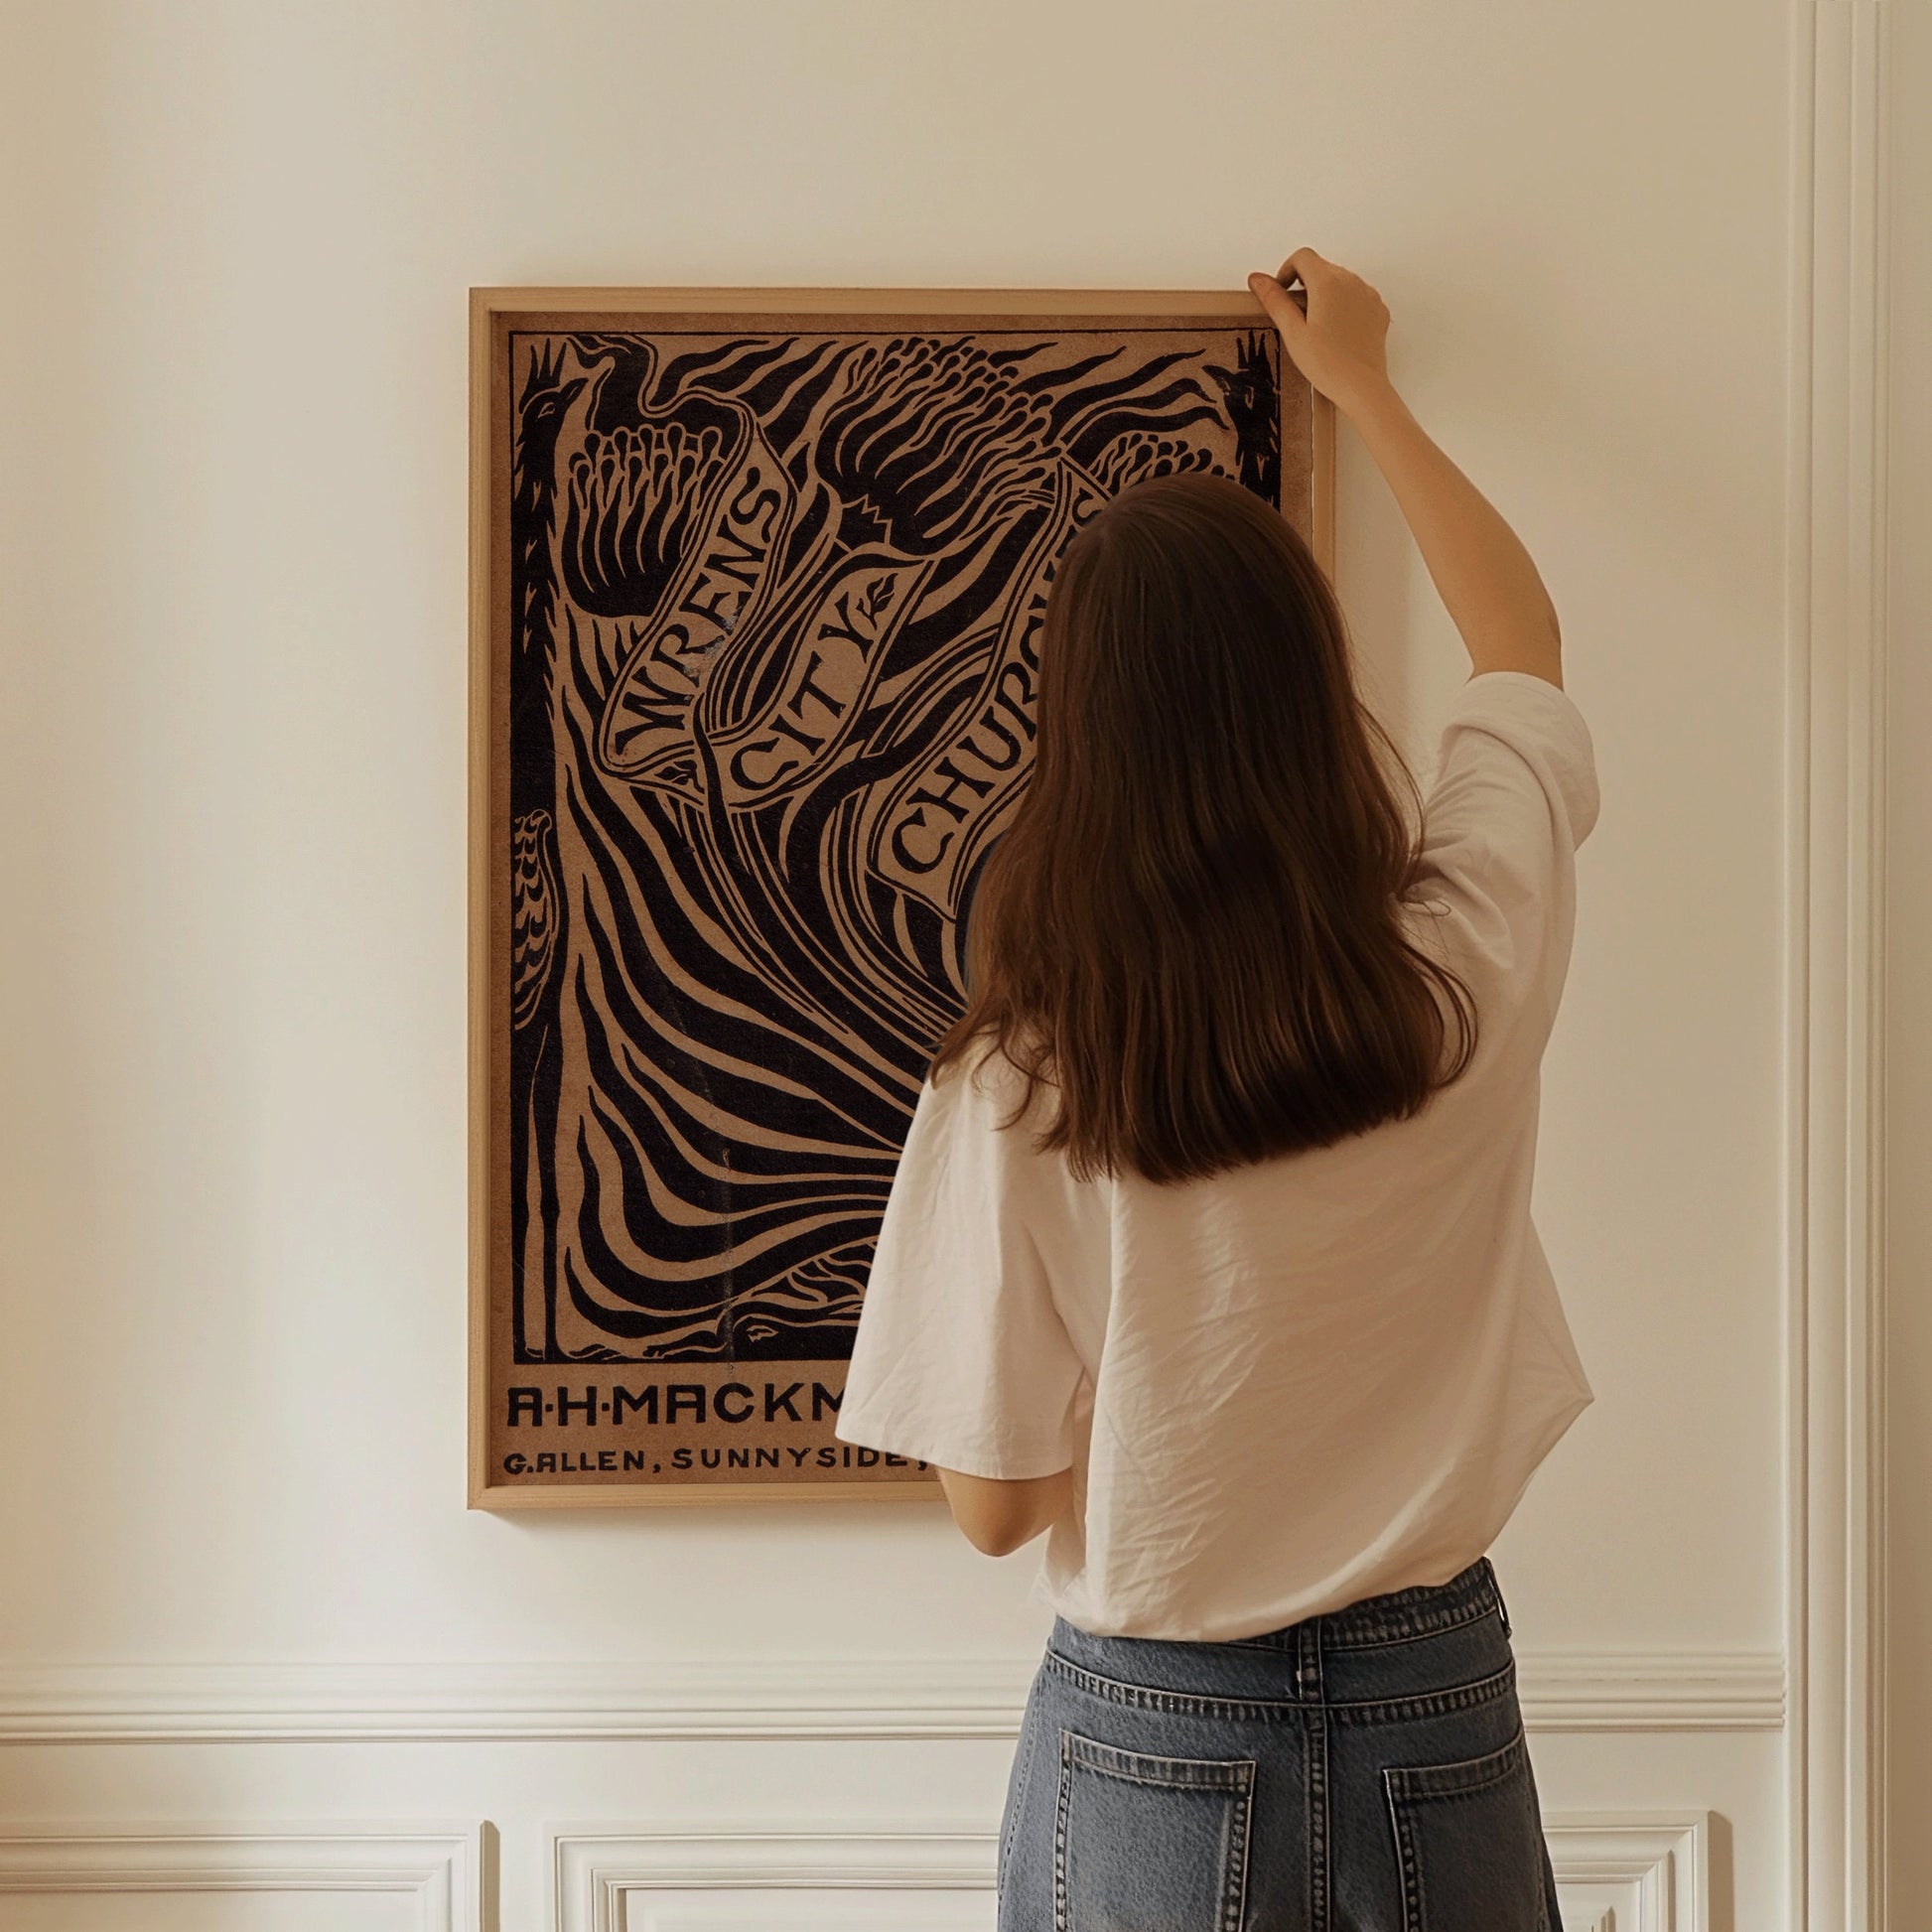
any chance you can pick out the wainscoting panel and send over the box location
[552,1831,990,1932]
[0,1828,483,1932]
[1544,1813,1713,1932]
[549,1815,1711,1932]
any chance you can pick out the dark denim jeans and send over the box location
[996,1556,1562,1932]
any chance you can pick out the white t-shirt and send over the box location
[834,668,1600,1641]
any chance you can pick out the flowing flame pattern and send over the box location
[502,320,1294,1363]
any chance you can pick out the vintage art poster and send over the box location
[469,287,1331,1507]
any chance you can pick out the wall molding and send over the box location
[1784,2,1892,1929]
[0,1824,483,1930]
[0,1650,1782,1744]
[551,1813,1710,1932]
[1543,1813,1713,1932]
[552,1827,988,1932]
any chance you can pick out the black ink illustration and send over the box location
[493,314,1303,1401]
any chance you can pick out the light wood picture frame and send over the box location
[469,285,1335,1509]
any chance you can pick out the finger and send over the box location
[1244,274,1306,326]
[1278,246,1328,288]
[1246,272,1309,337]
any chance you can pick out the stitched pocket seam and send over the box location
[1383,1723,1528,1800]
[1064,1730,1257,1790]
[1053,1727,1256,1932]
[1382,1722,1540,1932]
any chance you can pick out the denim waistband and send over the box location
[1040,1556,1516,1715]
[1228,1555,1509,1652]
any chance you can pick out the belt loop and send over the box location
[1296,1618,1322,1699]
[1488,1560,1512,1640]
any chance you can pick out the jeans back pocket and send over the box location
[1382,1722,1550,1932]
[1053,1728,1255,1932]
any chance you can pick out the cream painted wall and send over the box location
[0,1,1843,1927]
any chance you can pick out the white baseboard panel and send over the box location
[0,1825,484,1931]
[550,1813,1712,1932]
[0,1650,1782,1742]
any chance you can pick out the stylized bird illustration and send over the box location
[511,341,590,667]
[1204,329,1283,503]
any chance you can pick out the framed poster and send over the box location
[469,285,1333,1508]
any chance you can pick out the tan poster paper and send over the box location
[469,289,1329,1507]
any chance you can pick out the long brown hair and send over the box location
[928,471,1478,1184]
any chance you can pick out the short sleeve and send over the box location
[834,1050,1087,1480]
[1410,669,1600,1020]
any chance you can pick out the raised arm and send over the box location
[1247,249,1565,690]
